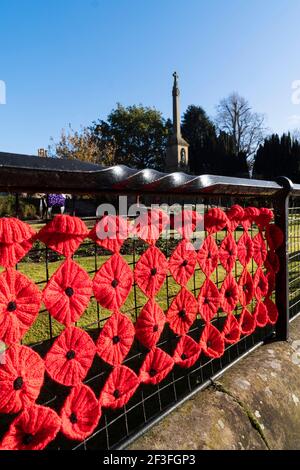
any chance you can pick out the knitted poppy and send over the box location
[45,326,96,386]
[38,214,88,257]
[89,215,129,253]
[173,335,201,368]
[200,323,225,359]
[264,298,279,325]
[60,384,100,441]
[253,268,268,301]
[198,278,220,322]
[42,258,93,326]
[226,205,244,232]
[241,207,260,231]
[0,268,41,346]
[265,224,284,250]
[204,208,228,234]
[0,404,61,450]
[96,311,135,365]
[266,269,275,297]
[222,314,241,344]
[173,210,203,239]
[135,299,165,349]
[132,208,169,245]
[166,287,198,335]
[139,347,174,385]
[220,274,239,313]
[252,233,267,266]
[0,344,45,414]
[238,269,254,307]
[237,232,253,267]
[100,365,140,409]
[264,250,280,274]
[254,301,268,328]
[219,234,237,272]
[239,308,256,335]
[93,254,133,310]
[255,208,273,230]
[0,218,35,268]
[134,246,168,297]
[197,235,219,277]
[169,239,197,286]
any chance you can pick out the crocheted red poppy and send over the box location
[0,218,35,268]
[173,210,203,239]
[265,224,284,250]
[135,299,165,349]
[169,239,197,286]
[134,246,168,297]
[254,301,268,328]
[60,384,101,441]
[253,233,267,266]
[264,298,279,325]
[200,323,225,359]
[96,311,135,365]
[0,344,44,414]
[238,269,254,307]
[226,205,244,232]
[45,326,96,386]
[253,268,268,301]
[197,235,219,277]
[43,258,92,326]
[204,208,228,234]
[241,207,260,231]
[237,232,254,267]
[93,254,133,310]
[220,274,239,313]
[89,215,129,253]
[0,268,41,346]
[255,208,273,230]
[264,250,280,274]
[0,404,61,450]
[222,314,240,344]
[38,214,88,257]
[173,335,201,368]
[132,208,169,245]
[100,365,140,409]
[219,234,237,272]
[139,347,174,385]
[266,269,275,297]
[166,288,198,335]
[198,279,220,322]
[239,308,256,335]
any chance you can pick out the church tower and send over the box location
[165,72,189,172]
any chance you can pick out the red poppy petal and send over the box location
[264,251,280,274]
[197,235,219,277]
[226,205,244,232]
[237,232,254,267]
[220,274,239,313]
[134,246,168,297]
[253,268,268,301]
[238,269,254,307]
[132,209,169,245]
[169,239,197,286]
[89,215,129,253]
[60,384,100,441]
[264,298,279,325]
[265,224,284,250]
[241,207,260,231]
[135,300,165,349]
[204,208,228,234]
[239,308,256,335]
[200,323,225,359]
[166,287,198,335]
[222,314,241,344]
[219,234,237,272]
[254,302,268,327]
[173,210,203,239]
[96,311,135,365]
[100,365,140,409]
[255,208,273,230]
[0,218,35,267]
[198,279,220,322]
[139,347,174,384]
[173,335,201,368]
[253,233,267,266]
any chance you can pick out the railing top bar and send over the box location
[0,152,282,196]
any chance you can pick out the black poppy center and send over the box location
[181,353,187,360]
[70,412,78,424]
[204,297,210,304]
[207,340,212,348]
[225,290,232,298]
[66,350,76,360]
[149,368,157,377]
[243,284,248,292]
[181,259,188,267]
[112,335,120,344]
[7,301,17,312]
[229,250,233,256]
[151,268,157,276]
[65,287,74,297]
[178,309,186,318]
[113,389,120,398]
[13,376,24,391]
[22,433,33,446]
[258,280,264,289]
[207,251,212,259]
[111,279,119,288]
[153,324,159,332]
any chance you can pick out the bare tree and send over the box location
[215,93,266,159]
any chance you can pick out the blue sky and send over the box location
[1,0,300,154]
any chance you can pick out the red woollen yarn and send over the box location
[200,323,225,359]
[131,208,169,245]
[0,344,45,414]
[135,299,165,350]
[88,215,129,253]
[239,308,256,335]
[0,404,61,450]
[237,232,254,267]
[222,314,241,345]
[253,267,269,301]
[241,207,260,231]
[198,278,220,322]
[255,208,274,230]
[238,269,254,307]
[45,326,96,386]
[265,224,284,251]
[93,254,133,311]
[166,287,198,335]
[100,365,140,409]
[264,298,279,325]
[204,208,228,234]
[226,205,244,232]
[254,301,268,328]
[173,210,203,239]
[252,232,267,266]
[60,384,101,441]
[139,347,174,385]
[220,274,239,314]
[219,234,237,272]
[173,335,201,369]
[134,246,168,298]
[37,214,88,257]
[265,250,280,274]
[0,218,35,268]
[42,258,93,327]
[266,269,275,297]
[0,268,41,346]
[169,239,197,287]
[96,311,135,366]
[197,235,219,277]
